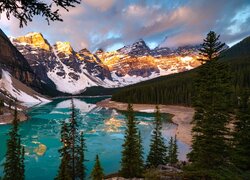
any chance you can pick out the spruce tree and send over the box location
[120,104,144,178]
[136,131,144,176]
[3,106,25,180]
[186,31,233,177]
[55,121,71,180]
[20,146,25,180]
[146,106,168,168]
[168,136,178,165]
[168,137,173,164]
[68,100,77,178]
[75,132,86,180]
[56,99,86,180]
[90,155,104,180]
[232,90,250,174]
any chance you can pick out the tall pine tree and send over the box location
[56,99,86,180]
[75,132,86,179]
[232,90,250,175]
[3,106,25,180]
[146,106,168,168]
[90,155,104,180]
[55,121,71,180]
[120,104,144,178]
[136,131,144,176]
[186,31,233,178]
[168,136,178,165]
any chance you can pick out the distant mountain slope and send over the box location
[0,69,50,104]
[112,36,250,105]
[0,29,51,104]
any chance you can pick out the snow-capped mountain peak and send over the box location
[118,39,150,56]
[14,32,51,51]
[10,32,202,94]
[54,41,74,55]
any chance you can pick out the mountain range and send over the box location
[112,35,250,105]
[10,32,202,95]
[0,28,249,107]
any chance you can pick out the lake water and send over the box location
[0,97,190,179]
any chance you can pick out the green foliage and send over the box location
[112,35,250,106]
[0,0,81,27]
[231,90,250,175]
[144,168,162,180]
[183,165,242,180]
[146,106,168,168]
[168,136,178,165]
[112,70,195,105]
[56,99,86,180]
[90,155,104,180]
[75,132,86,179]
[55,121,71,180]
[186,31,234,177]
[120,104,144,178]
[2,107,25,180]
[198,31,225,63]
[136,131,144,176]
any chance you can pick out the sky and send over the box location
[1,0,250,52]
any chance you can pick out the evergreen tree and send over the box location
[20,146,25,180]
[1,0,81,27]
[55,121,71,180]
[186,31,233,178]
[168,136,178,165]
[90,155,104,180]
[232,90,250,174]
[136,131,144,175]
[120,104,144,178]
[75,132,86,180]
[3,106,25,180]
[168,137,173,164]
[146,106,168,168]
[172,136,178,164]
[198,31,225,64]
[56,99,86,180]
[68,100,78,178]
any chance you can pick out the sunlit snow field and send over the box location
[0,97,190,179]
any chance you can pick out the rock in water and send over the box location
[34,144,47,156]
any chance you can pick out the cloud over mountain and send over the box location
[1,0,250,51]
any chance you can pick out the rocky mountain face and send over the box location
[0,30,42,91]
[11,32,202,94]
[96,39,201,84]
[0,29,50,104]
[12,33,112,94]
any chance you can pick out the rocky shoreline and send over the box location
[0,107,28,124]
[97,98,195,145]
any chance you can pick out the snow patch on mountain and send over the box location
[0,70,50,104]
[46,47,99,94]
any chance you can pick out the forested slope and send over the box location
[112,36,250,105]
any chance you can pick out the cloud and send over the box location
[0,0,250,51]
[83,0,115,11]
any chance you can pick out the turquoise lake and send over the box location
[0,97,190,179]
